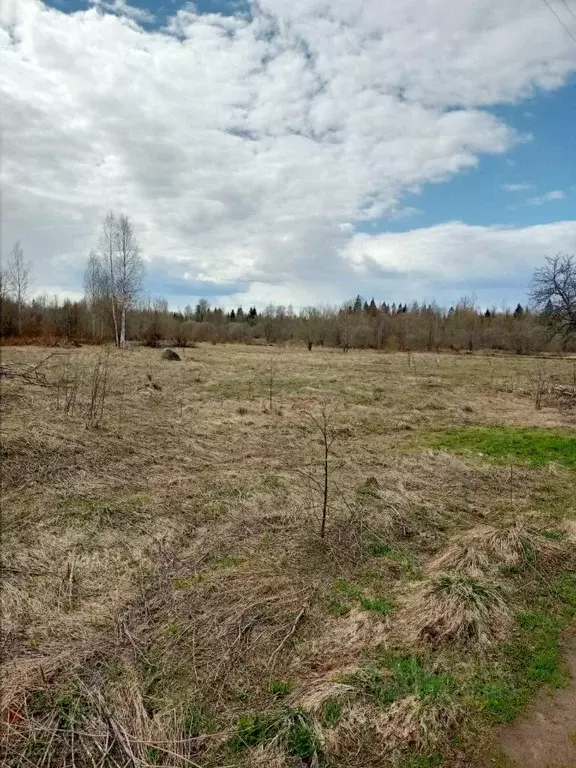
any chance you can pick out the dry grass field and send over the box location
[1,344,576,768]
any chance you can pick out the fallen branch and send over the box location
[267,601,309,671]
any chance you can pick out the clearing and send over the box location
[1,344,575,767]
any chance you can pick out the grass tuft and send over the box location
[229,708,324,762]
[269,680,292,698]
[398,573,511,649]
[428,521,572,575]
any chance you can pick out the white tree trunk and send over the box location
[120,305,126,347]
[111,297,120,347]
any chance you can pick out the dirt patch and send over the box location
[494,628,576,768]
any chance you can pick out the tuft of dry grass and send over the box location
[397,573,511,649]
[372,692,463,752]
[427,521,572,575]
[327,694,463,761]
[562,519,576,545]
[292,680,355,714]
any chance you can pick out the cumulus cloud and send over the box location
[1,0,576,307]
[89,0,156,23]
[342,220,576,306]
[526,189,567,205]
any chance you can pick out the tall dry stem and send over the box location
[86,347,111,428]
[530,361,549,410]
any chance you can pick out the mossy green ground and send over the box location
[433,427,576,468]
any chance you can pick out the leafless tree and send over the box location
[0,268,7,301]
[6,240,31,335]
[115,214,144,346]
[301,400,340,538]
[530,361,549,411]
[298,307,323,351]
[92,211,144,347]
[98,211,120,345]
[84,250,104,339]
[530,253,576,340]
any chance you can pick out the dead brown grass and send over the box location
[372,692,463,751]
[397,573,512,649]
[427,521,572,575]
[1,344,575,767]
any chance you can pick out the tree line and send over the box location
[2,213,575,354]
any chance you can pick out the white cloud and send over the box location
[527,189,567,205]
[0,0,575,307]
[502,182,532,192]
[341,220,576,305]
[89,0,155,24]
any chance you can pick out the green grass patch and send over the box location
[359,596,391,615]
[229,709,322,761]
[183,704,218,736]
[325,598,350,616]
[361,537,419,578]
[473,574,576,723]
[262,472,284,490]
[173,575,203,590]
[55,494,145,529]
[333,579,363,599]
[399,756,443,768]
[363,534,392,557]
[320,698,342,728]
[539,529,567,541]
[331,578,391,616]
[268,680,292,698]
[30,689,90,729]
[431,427,576,468]
[347,654,455,707]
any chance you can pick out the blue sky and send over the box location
[357,83,576,235]
[2,0,576,310]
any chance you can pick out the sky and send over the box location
[1,0,576,311]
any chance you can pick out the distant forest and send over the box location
[2,216,575,354]
[2,289,574,355]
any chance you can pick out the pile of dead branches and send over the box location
[550,384,576,410]
[0,353,63,387]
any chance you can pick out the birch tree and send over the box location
[6,240,31,335]
[115,214,144,346]
[84,250,105,340]
[98,212,120,345]
[92,211,144,346]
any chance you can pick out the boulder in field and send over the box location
[162,348,181,361]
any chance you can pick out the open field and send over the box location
[1,344,576,768]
